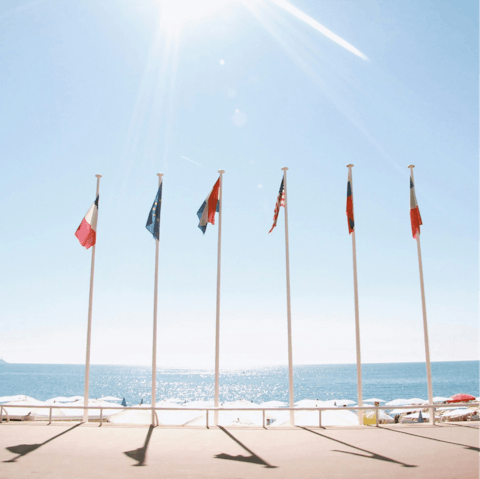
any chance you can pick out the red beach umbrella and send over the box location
[447,394,476,403]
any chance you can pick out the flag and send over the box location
[268,178,285,233]
[410,177,422,239]
[346,169,354,234]
[75,196,99,249]
[197,177,220,234]
[146,180,163,240]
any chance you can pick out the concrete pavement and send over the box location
[0,422,478,478]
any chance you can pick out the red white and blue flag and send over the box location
[410,176,422,239]
[197,178,220,234]
[346,169,354,234]
[269,178,285,233]
[75,196,99,249]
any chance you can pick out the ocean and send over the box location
[0,361,478,405]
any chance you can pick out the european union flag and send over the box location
[146,182,162,240]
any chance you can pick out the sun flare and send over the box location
[159,0,236,32]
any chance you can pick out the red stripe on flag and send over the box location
[75,218,96,249]
[346,196,354,234]
[206,178,220,225]
[410,206,422,239]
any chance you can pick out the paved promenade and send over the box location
[0,422,478,479]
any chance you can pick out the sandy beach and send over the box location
[0,422,478,479]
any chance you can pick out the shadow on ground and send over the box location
[300,427,417,468]
[4,423,82,463]
[215,426,277,468]
[124,425,154,466]
[380,426,480,452]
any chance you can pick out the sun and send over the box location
[159,0,237,33]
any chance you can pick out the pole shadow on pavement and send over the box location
[4,423,82,463]
[124,425,154,466]
[215,426,277,469]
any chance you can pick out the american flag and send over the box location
[269,178,285,233]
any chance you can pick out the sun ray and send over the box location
[262,0,368,60]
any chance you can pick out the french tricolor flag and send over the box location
[410,177,422,239]
[197,178,220,234]
[346,169,354,234]
[75,196,99,249]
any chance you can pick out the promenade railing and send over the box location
[1,403,478,428]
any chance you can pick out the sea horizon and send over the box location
[2,361,478,405]
[1,359,478,368]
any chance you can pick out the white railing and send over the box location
[0,403,478,428]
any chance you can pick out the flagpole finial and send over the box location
[281,167,288,171]
[95,174,102,178]
[408,165,415,169]
[347,164,354,168]
[218,170,225,174]
[157,173,163,177]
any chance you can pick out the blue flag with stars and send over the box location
[146,182,162,240]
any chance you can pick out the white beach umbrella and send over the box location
[407,412,437,419]
[295,399,326,407]
[98,396,121,402]
[273,409,358,427]
[108,409,154,425]
[0,394,33,403]
[64,396,84,402]
[184,400,214,408]
[433,397,450,403]
[388,408,422,415]
[0,395,33,404]
[437,406,467,411]
[441,409,473,418]
[223,399,260,408]
[363,398,386,403]
[260,400,287,408]
[45,397,74,404]
[363,410,394,421]
[385,399,410,406]
[324,399,356,407]
[406,398,427,405]
[2,399,66,418]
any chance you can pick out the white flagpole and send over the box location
[347,165,363,426]
[408,165,434,424]
[83,174,102,423]
[151,173,163,426]
[281,167,295,425]
[214,170,225,426]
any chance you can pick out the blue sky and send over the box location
[1,0,477,368]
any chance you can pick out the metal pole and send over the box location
[347,165,363,426]
[282,167,295,425]
[152,173,163,425]
[214,170,225,426]
[408,165,434,424]
[83,174,102,423]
